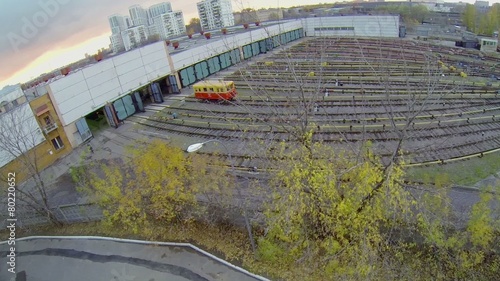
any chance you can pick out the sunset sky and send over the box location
[0,0,492,89]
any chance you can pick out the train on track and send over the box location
[193,80,237,101]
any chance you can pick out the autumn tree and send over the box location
[209,27,500,279]
[407,184,500,280]
[375,4,429,26]
[253,136,499,280]
[268,12,280,21]
[235,8,258,24]
[232,42,453,271]
[410,4,429,24]
[478,3,500,35]
[463,4,478,32]
[256,137,412,279]
[186,18,202,34]
[73,139,236,236]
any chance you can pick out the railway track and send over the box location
[126,37,500,168]
[128,110,500,164]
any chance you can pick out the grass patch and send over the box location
[13,221,251,258]
[86,117,109,133]
[406,151,500,186]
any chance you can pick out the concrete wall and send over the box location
[63,122,80,149]
[302,15,399,38]
[47,41,171,126]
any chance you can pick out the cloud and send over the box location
[0,0,194,84]
[1,0,83,81]
[0,0,264,86]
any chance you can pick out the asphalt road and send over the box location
[0,237,267,281]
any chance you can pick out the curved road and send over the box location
[0,237,268,281]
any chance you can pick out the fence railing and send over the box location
[0,199,260,229]
[43,122,58,134]
[0,203,103,228]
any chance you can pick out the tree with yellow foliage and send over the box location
[74,139,233,236]
[256,132,414,279]
[256,132,500,280]
[463,4,478,33]
[478,3,500,35]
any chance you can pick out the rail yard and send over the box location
[128,37,500,170]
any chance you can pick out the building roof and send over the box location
[0,85,23,102]
[480,38,497,42]
[22,21,271,90]
[0,85,20,99]
[193,80,234,88]
[166,22,267,55]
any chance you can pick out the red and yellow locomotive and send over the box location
[193,80,237,101]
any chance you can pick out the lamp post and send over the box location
[186,140,257,253]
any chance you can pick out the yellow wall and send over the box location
[0,94,72,183]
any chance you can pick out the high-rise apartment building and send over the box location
[108,14,130,53]
[197,0,234,31]
[110,33,125,53]
[153,11,186,40]
[121,25,149,51]
[148,2,173,21]
[172,11,186,35]
[124,16,133,28]
[109,14,128,34]
[474,0,490,13]
[129,5,149,26]
[109,2,185,53]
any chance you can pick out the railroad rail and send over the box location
[129,37,500,168]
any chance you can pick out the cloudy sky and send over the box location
[0,0,485,88]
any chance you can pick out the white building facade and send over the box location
[108,14,129,53]
[0,86,45,168]
[109,14,128,34]
[302,15,400,37]
[148,2,173,21]
[197,0,235,31]
[129,5,149,27]
[153,11,186,40]
[172,11,186,35]
[110,33,125,53]
[121,25,149,51]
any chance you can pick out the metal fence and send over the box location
[0,203,103,228]
[0,199,263,230]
